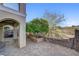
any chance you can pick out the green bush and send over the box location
[26,18,49,34]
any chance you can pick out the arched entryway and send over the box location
[0,18,20,47]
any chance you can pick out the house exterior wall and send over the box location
[0,3,26,48]
[0,27,3,42]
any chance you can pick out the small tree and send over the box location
[43,11,65,38]
[26,18,49,38]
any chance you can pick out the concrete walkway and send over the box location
[0,39,79,56]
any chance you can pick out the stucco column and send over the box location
[13,27,18,40]
[18,22,26,48]
[0,27,4,42]
[19,3,26,15]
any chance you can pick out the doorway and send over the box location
[0,18,19,47]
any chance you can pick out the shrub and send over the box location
[26,18,49,37]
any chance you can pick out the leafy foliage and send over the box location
[26,18,49,34]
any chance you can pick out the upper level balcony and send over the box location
[0,3,26,17]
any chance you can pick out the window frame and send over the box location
[3,3,19,12]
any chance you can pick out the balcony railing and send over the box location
[0,5,25,17]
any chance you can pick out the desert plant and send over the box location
[43,11,65,38]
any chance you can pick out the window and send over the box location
[4,27,13,38]
[3,3,19,11]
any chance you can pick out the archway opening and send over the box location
[0,18,20,47]
[4,25,14,38]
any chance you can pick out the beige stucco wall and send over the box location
[0,27,3,42]
[0,5,26,48]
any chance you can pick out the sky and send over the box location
[3,3,79,27]
[26,3,79,27]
